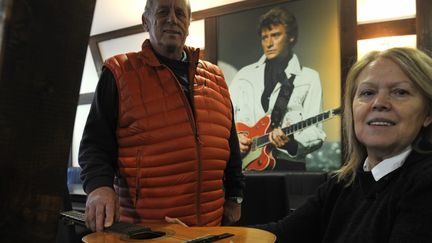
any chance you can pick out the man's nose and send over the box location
[265,39,273,48]
[167,9,178,24]
[372,92,391,111]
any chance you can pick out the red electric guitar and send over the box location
[236,108,342,171]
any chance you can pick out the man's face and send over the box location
[143,0,190,58]
[261,24,292,60]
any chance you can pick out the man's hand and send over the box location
[269,127,289,148]
[222,200,241,226]
[238,132,252,155]
[85,186,119,232]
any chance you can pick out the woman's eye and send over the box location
[393,89,409,96]
[358,90,374,97]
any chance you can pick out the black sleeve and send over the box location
[79,68,119,194]
[389,164,432,242]
[223,106,245,199]
[252,179,333,243]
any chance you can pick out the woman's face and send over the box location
[353,57,432,162]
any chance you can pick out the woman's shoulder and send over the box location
[404,151,432,178]
[397,152,432,193]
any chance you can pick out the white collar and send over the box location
[363,146,412,181]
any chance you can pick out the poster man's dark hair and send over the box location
[257,7,298,46]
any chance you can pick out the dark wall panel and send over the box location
[0,0,95,242]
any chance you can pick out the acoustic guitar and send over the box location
[236,108,342,171]
[60,210,276,243]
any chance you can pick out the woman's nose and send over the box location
[372,92,391,111]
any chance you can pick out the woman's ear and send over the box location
[423,115,432,127]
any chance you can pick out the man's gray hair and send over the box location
[144,0,191,17]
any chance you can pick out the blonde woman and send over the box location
[255,47,432,242]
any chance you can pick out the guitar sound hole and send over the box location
[129,230,166,240]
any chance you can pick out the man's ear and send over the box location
[142,14,149,32]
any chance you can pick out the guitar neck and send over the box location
[253,108,341,149]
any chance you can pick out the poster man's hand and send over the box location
[269,127,289,147]
[238,132,252,154]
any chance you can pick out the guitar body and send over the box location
[82,223,276,243]
[60,210,275,243]
[236,107,342,171]
[236,116,275,171]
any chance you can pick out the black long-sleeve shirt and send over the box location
[254,150,432,243]
[79,62,244,199]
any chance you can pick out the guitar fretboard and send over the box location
[254,108,341,149]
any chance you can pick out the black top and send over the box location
[79,55,245,199]
[261,54,291,113]
[262,54,299,158]
[255,150,432,243]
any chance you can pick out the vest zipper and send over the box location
[188,56,203,226]
[161,52,203,225]
[135,149,143,207]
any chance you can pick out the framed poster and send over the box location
[215,0,341,172]
[85,0,342,172]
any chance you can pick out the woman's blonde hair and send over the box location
[336,47,432,185]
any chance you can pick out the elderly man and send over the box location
[79,0,244,232]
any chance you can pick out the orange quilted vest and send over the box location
[104,40,232,226]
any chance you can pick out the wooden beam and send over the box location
[340,0,357,86]
[204,17,218,64]
[357,18,416,40]
[417,0,432,54]
[192,0,298,20]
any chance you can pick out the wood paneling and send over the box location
[0,0,96,242]
[192,0,298,20]
[204,17,218,64]
[417,0,432,54]
[339,0,357,87]
[357,18,416,40]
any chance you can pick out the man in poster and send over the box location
[230,7,326,171]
